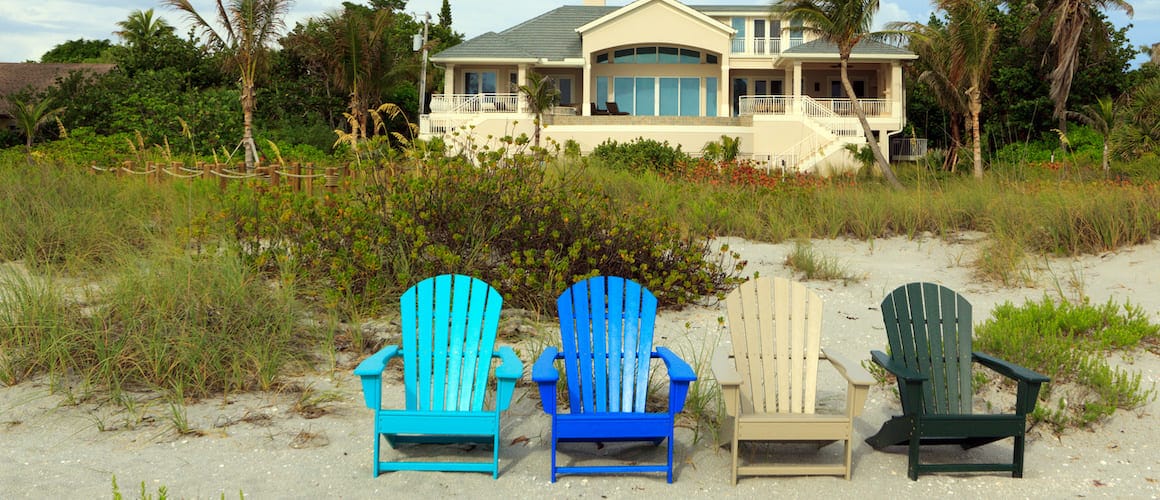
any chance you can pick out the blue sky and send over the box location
[0,0,1154,66]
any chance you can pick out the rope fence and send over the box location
[90,161,354,194]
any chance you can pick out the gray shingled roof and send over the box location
[782,39,915,57]
[433,6,617,62]
[433,4,914,63]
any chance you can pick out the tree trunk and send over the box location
[242,82,258,171]
[841,59,902,189]
[967,86,983,179]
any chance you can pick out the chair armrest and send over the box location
[655,347,696,382]
[823,349,874,387]
[972,352,1050,384]
[825,349,873,417]
[973,351,1049,415]
[870,350,927,383]
[532,347,561,415]
[711,343,742,387]
[655,347,696,415]
[494,346,523,412]
[352,345,400,410]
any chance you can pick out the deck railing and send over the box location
[732,37,782,56]
[739,96,892,118]
[428,93,524,114]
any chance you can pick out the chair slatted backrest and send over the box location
[557,276,657,414]
[880,282,973,415]
[401,274,503,412]
[725,277,823,414]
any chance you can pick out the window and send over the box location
[614,48,635,64]
[614,77,634,114]
[731,17,745,53]
[596,52,608,64]
[607,46,706,64]
[707,53,718,64]
[465,71,497,94]
[554,77,573,105]
[679,77,699,116]
[706,77,718,117]
[596,77,609,110]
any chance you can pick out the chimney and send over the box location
[583,0,606,5]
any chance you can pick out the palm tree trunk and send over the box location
[242,82,258,171]
[841,60,902,189]
[967,86,983,178]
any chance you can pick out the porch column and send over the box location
[443,63,455,95]
[720,62,730,116]
[517,64,528,113]
[791,61,802,114]
[891,62,903,118]
[583,61,592,116]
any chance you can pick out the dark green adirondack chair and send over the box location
[866,283,1049,480]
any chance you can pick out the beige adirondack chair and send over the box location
[712,277,873,484]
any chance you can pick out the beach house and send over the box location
[423,0,917,171]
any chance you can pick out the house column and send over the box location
[891,62,903,118]
[791,61,802,114]
[517,64,528,113]
[720,62,730,116]
[583,61,592,116]
[443,63,455,95]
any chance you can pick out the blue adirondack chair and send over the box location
[532,276,696,483]
[353,274,523,478]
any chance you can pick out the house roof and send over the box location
[432,3,915,65]
[0,63,115,117]
[433,6,617,62]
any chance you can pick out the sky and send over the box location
[0,0,1155,66]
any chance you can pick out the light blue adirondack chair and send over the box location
[353,274,523,478]
[532,276,696,483]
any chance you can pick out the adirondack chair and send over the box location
[866,282,1050,480]
[353,274,523,478]
[712,277,873,484]
[532,276,696,483]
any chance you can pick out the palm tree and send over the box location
[891,19,966,171]
[8,96,65,163]
[1068,95,1116,174]
[163,0,292,170]
[890,0,995,178]
[773,0,903,188]
[1031,0,1133,131]
[518,72,560,149]
[114,8,174,52]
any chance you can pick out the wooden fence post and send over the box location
[325,168,338,193]
[292,162,302,192]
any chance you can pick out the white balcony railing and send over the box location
[739,96,892,118]
[428,93,524,114]
[732,37,782,56]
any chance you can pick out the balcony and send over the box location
[730,37,806,57]
[429,93,524,114]
[738,95,892,117]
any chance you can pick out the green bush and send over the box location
[589,137,692,174]
[228,154,743,314]
[975,296,1159,430]
[0,251,309,399]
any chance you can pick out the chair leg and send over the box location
[492,431,500,479]
[731,417,740,485]
[550,436,558,483]
[666,430,674,484]
[844,437,853,480]
[372,432,381,478]
[1013,433,1026,478]
[907,429,921,481]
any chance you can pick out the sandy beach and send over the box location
[2,235,1158,499]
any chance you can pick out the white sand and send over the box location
[2,235,1158,499]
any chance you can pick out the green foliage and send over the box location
[39,38,115,63]
[589,137,691,174]
[228,154,743,314]
[1109,74,1160,161]
[976,297,1159,430]
[0,250,309,399]
[700,135,741,163]
[0,163,175,272]
[783,240,860,283]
